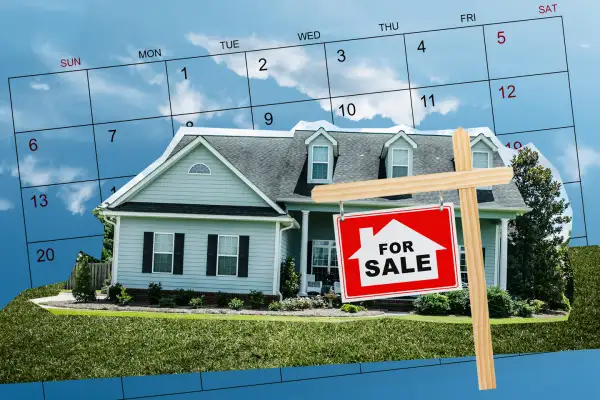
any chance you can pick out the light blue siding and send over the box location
[130,143,269,207]
[116,216,278,294]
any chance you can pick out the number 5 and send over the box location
[497,31,506,44]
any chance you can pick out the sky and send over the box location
[0,0,598,306]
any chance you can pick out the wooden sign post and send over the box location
[312,127,510,391]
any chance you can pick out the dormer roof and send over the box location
[381,130,418,157]
[470,132,498,152]
[304,127,339,156]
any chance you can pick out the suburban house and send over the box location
[98,123,531,301]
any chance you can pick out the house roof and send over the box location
[110,202,282,217]
[101,123,530,213]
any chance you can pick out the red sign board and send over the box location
[333,204,461,303]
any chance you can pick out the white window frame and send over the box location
[311,240,338,272]
[216,235,239,277]
[472,150,491,190]
[459,246,468,285]
[188,163,211,175]
[310,144,330,183]
[152,232,175,274]
[390,147,411,178]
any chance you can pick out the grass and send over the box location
[0,246,598,384]
[46,307,568,325]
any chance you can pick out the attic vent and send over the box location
[188,163,211,175]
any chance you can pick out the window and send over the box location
[472,151,490,169]
[311,145,329,181]
[217,235,239,276]
[459,246,486,286]
[188,163,211,175]
[391,148,410,178]
[312,240,339,283]
[153,233,174,273]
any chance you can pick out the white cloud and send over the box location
[0,198,14,211]
[558,143,600,181]
[186,33,459,126]
[232,110,253,129]
[428,76,445,84]
[57,182,96,215]
[111,46,169,87]
[12,155,87,187]
[160,80,227,124]
[30,82,50,91]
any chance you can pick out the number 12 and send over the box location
[499,85,516,98]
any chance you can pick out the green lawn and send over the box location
[0,246,598,385]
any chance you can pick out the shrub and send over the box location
[147,282,162,305]
[228,298,244,310]
[174,288,196,306]
[100,277,112,295]
[159,296,176,308]
[413,293,450,315]
[280,257,300,299]
[189,296,204,309]
[249,290,265,309]
[548,293,571,312]
[513,299,535,318]
[332,296,342,308]
[528,299,545,314]
[216,291,229,307]
[340,304,360,313]
[72,258,96,303]
[268,301,282,311]
[107,283,123,304]
[116,286,133,306]
[446,288,471,316]
[279,296,326,311]
[487,286,513,318]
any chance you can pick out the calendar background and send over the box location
[1,1,600,399]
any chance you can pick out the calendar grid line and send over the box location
[402,34,416,128]
[164,61,176,137]
[27,234,105,245]
[6,16,563,81]
[560,16,588,245]
[243,52,255,129]
[7,78,33,289]
[481,25,497,135]
[322,43,335,124]
[495,126,575,136]
[85,70,104,202]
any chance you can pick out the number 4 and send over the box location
[417,40,426,52]
[497,31,506,44]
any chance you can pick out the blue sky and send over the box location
[0,0,598,306]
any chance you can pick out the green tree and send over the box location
[280,256,300,299]
[92,207,114,263]
[507,147,571,304]
[72,253,96,303]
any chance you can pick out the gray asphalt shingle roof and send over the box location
[168,129,527,210]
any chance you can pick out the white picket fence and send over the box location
[64,262,111,290]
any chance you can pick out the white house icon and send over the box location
[349,219,446,287]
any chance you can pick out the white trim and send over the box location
[188,163,211,175]
[470,133,498,152]
[299,210,310,296]
[494,223,500,287]
[382,130,418,157]
[152,232,175,274]
[309,144,331,183]
[112,216,121,285]
[103,134,285,215]
[216,235,239,277]
[304,127,338,155]
[273,222,281,295]
[101,210,298,223]
[310,239,339,272]
[390,147,412,178]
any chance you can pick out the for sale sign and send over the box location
[333,204,462,302]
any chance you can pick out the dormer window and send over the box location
[472,151,490,169]
[188,163,211,175]
[311,145,330,181]
[391,148,410,178]
[470,132,498,190]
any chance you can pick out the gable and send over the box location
[129,144,271,207]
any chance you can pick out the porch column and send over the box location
[499,218,509,290]
[299,210,310,296]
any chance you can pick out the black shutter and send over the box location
[173,233,185,275]
[206,234,218,276]
[142,232,154,273]
[307,240,313,274]
[482,248,486,266]
[238,236,250,277]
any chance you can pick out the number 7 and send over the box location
[109,129,117,142]
[497,31,506,44]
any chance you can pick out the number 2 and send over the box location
[259,58,267,71]
[499,85,516,98]
[497,31,506,44]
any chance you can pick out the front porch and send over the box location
[285,209,512,297]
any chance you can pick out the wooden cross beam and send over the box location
[311,127,507,391]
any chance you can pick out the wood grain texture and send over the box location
[453,127,497,390]
[311,167,513,203]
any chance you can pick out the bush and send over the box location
[446,288,471,316]
[189,296,204,309]
[107,283,123,304]
[279,296,326,311]
[116,286,133,306]
[413,293,450,315]
[340,304,360,313]
[548,293,571,312]
[72,258,96,303]
[216,291,229,307]
[159,296,176,308]
[332,296,342,308]
[528,299,545,314]
[249,290,264,309]
[513,299,535,318]
[280,257,300,299]
[228,298,244,310]
[174,288,196,306]
[100,277,111,295]
[147,282,162,305]
[487,286,513,318]
[268,301,282,311]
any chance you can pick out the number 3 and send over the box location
[497,31,506,44]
